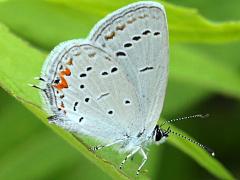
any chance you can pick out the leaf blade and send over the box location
[166,124,235,180]
[0,0,235,179]
[0,22,131,180]
[0,21,235,179]
[46,0,240,44]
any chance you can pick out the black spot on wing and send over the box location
[80,84,84,89]
[116,51,126,57]
[54,79,60,84]
[80,73,87,78]
[125,100,131,105]
[124,43,132,48]
[86,67,92,71]
[142,30,151,35]
[85,97,90,103]
[101,71,108,76]
[140,66,154,72]
[79,117,84,122]
[132,36,141,41]
[154,32,160,36]
[108,110,114,115]
[97,92,110,100]
[73,102,78,111]
[111,67,118,73]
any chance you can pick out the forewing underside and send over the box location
[89,2,169,131]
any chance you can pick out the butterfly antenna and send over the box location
[28,83,46,92]
[160,114,209,127]
[168,128,215,156]
[28,76,47,91]
[34,77,46,82]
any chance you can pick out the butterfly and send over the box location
[31,1,214,175]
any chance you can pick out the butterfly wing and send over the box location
[40,40,141,143]
[89,2,169,132]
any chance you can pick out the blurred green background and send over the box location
[0,0,240,179]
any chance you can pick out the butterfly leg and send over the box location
[136,148,147,175]
[119,147,141,170]
[90,139,123,152]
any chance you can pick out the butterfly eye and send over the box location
[153,125,163,142]
[155,129,162,141]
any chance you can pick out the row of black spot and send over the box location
[77,109,113,123]
[79,66,93,78]
[73,98,90,111]
[74,98,131,111]
[79,67,118,91]
[78,110,114,122]
[76,99,131,123]
[79,66,119,79]
[74,99,131,121]
[116,30,161,57]
[101,66,118,76]
[77,110,114,123]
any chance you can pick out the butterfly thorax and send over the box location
[119,125,169,152]
[120,134,152,153]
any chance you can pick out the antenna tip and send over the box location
[200,114,210,118]
[34,76,46,82]
[205,146,215,156]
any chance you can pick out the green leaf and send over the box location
[164,1,240,43]
[47,0,240,44]
[0,23,131,180]
[0,1,212,126]
[162,79,210,117]
[0,1,238,179]
[166,123,234,180]
[0,1,239,100]
[170,44,240,99]
[0,20,236,179]
[0,89,110,180]
[1,0,240,52]
[0,1,100,49]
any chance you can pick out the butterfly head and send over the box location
[153,125,170,145]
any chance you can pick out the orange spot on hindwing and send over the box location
[54,68,71,90]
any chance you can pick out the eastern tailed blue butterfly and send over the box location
[31,1,214,175]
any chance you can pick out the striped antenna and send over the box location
[34,77,46,82]
[28,83,46,92]
[160,114,209,127]
[168,128,215,156]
